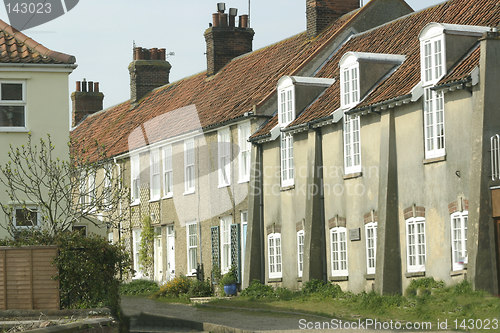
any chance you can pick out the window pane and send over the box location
[15,208,37,227]
[1,83,22,100]
[0,105,24,126]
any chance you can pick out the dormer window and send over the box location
[422,37,444,84]
[419,23,490,160]
[278,79,295,188]
[341,65,359,108]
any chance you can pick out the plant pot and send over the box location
[223,283,237,296]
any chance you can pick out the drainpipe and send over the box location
[258,145,265,283]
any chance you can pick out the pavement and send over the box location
[120,296,456,333]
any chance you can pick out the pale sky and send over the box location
[0,0,446,109]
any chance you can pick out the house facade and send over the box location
[247,0,500,294]
[71,0,412,283]
[0,20,76,238]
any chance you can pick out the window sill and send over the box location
[280,185,295,192]
[405,271,426,278]
[450,268,467,276]
[183,190,195,196]
[365,274,375,280]
[0,127,29,133]
[218,183,230,189]
[238,179,250,184]
[329,275,348,282]
[130,200,140,207]
[149,198,160,203]
[423,155,446,164]
[343,172,362,180]
[162,194,173,200]
[268,277,283,283]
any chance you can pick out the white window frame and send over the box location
[150,148,161,201]
[343,114,361,174]
[218,127,231,187]
[406,217,426,273]
[0,81,27,130]
[220,216,233,274]
[130,154,140,204]
[238,122,251,183]
[186,221,198,275]
[184,139,195,194]
[103,164,112,208]
[450,211,468,271]
[297,230,304,278]
[423,88,445,159]
[162,145,173,198]
[340,65,360,108]
[280,132,294,187]
[87,172,96,212]
[330,227,348,276]
[108,231,114,244]
[278,86,295,126]
[268,233,282,279]
[240,210,248,279]
[132,228,143,278]
[491,134,500,181]
[12,205,40,228]
[420,35,445,86]
[365,222,377,275]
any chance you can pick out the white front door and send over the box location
[154,231,163,282]
[166,225,175,280]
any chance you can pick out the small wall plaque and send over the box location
[349,228,361,241]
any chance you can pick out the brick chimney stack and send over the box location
[129,47,171,103]
[204,3,254,76]
[71,79,104,127]
[307,0,360,38]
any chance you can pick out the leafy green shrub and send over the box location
[120,279,159,296]
[406,277,444,297]
[154,275,191,297]
[274,287,300,300]
[0,230,131,314]
[188,279,213,297]
[302,279,342,298]
[451,280,475,295]
[138,216,154,277]
[240,280,274,298]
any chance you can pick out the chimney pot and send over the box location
[239,15,248,28]
[219,13,228,27]
[151,48,159,60]
[159,48,166,60]
[82,79,87,92]
[76,81,81,92]
[229,8,237,27]
[217,2,225,13]
[88,81,94,92]
[212,13,220,27]
[229,8,237,16]
[94,82,99,93]
[134,47,141,60]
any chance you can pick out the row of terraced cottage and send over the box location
[71,0,500,295]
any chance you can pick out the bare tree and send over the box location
[0,134,127,237]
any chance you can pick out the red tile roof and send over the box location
[71,8,366,161]
[287,0,500,129]
[437,45,480,87]
[0,19,75,64]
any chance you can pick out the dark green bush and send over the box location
[188,279,213,297]
[0,230,131,314]
[240,280,275,298]
[302,279,342,298]
[120,279,159,296]
[406,277,444,297]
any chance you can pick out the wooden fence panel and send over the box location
[0,246,59,310]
